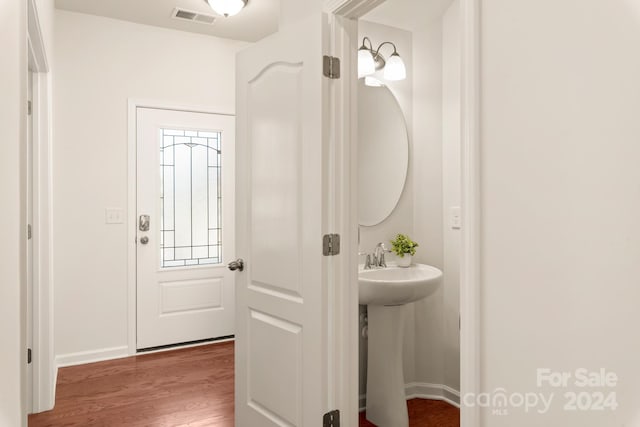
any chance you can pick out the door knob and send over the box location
[139,236,149,245]
[228,258,244,272]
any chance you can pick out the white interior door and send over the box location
[136,108,235,350]
[235,14,332,426]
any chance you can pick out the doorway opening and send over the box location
[332,0,480,426]
[355,1,463,425]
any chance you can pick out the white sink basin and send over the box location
[359,263,442,306]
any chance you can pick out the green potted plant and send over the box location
[390,234,418,267]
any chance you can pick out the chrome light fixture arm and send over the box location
[372,41,398,61]
[358,37,407,82]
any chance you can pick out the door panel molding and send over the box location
[158,278,224,315]
[247,62,304,299]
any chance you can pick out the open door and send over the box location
[234,13,333,426]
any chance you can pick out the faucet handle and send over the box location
[374,242,391,253]
[364,254,373,269]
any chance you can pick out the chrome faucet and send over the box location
[373,242,389,268]
[362,243,390,269]
[364,253,373,269]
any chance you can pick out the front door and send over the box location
[136,107,235,350]
[234,13,333,426]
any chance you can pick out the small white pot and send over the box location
[397,254,412,268]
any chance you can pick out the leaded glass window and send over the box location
[159,129,222,268]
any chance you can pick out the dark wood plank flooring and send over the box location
[29,341,459,426]
[359,400,460,427]
[29,342,234,427]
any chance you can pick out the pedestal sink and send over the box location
[359,263,442,427]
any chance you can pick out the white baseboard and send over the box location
[55,346,130,368]
[359,382,460,411]
[406,382,460,408]
[53,364,58,401]
[55,339,234,369]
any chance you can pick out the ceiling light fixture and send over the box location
[205,0,247,17]
[357,37,407,82]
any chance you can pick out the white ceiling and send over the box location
[363,0,455,31]
[55,0,280,42]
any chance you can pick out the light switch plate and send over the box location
[450,206,461,230]
[105,208,124,224]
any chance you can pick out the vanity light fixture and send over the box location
[205,0,247,17]
[364,76,384,87]
[357,37,407,82]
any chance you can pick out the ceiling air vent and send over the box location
[171,8,216,25]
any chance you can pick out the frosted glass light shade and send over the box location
[206,0,246,17]
[364,76,384,87]
[384,53,406,81]
[358,48,376,78]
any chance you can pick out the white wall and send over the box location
[441,0,461,394]
[411,16,446,392]
[0,0,27,425]
[409,0,461,400]
[357,20,415,401]
[279,0,322,28]
[53,10,246,362]
[480,0,640,425]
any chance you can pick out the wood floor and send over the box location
[359,400,460,427]
[29,342,234,427]
[29,342,459,426]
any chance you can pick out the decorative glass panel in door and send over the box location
[159,129,222,268]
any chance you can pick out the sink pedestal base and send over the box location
[366,305,408,427]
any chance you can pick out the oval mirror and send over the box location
[358,80,409,226]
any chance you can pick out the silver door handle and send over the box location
[228,259,244,272]
[139,215,150,232]
[139,236,149,245]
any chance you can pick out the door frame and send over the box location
[27,0,55,413]
[323,0,481,425]
[126,99,235,355]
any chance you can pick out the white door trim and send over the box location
[324,0,481,425]
[459,1,481,426]
[27,0,55,413]
[323,8,359,426]
[27,0,49,73]
[126,99,235,355]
